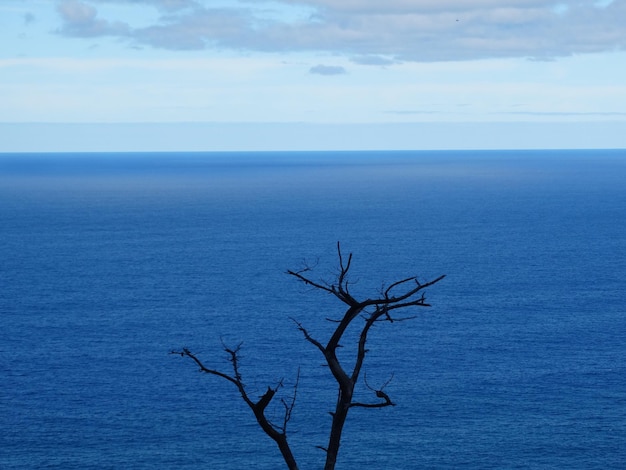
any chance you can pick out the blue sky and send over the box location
[1,0,625,151]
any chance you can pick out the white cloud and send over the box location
[51,0,626,62]
[56,0,130,37]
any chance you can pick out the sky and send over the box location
[1,0,626,151]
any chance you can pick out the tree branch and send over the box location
[384,276,418,298]
[291,318,325,354]
[350,395,395,408]
[281,368,300,434]
[363,274,446,308]
[351,374,396,408]
[171,346,300,469]
[170,347,244,394]
[286,242,360,307]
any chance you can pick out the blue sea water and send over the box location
[1,149,625,469]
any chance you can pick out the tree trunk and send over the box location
[324,386,353,470]
[276,435,299,470]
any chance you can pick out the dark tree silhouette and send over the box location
[172,243,445,470]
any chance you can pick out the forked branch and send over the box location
[351,373,396,408]
[171,346,300,470]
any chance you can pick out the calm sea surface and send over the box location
[1,150,625,469]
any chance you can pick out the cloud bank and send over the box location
[55,0,626,62]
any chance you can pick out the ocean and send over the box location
[1,149,625,469]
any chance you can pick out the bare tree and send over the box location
[173,243,445,470]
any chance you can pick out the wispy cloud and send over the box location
[502,111,626,116]
[23,12,36,25]
[350,55,397,66]
[309,64,346,75]
[86,0,200,11]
